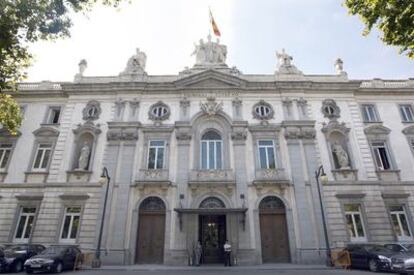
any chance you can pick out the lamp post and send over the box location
[315,165,332,267]
[92,167,111,268]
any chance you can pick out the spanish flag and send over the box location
[209,9,221,37]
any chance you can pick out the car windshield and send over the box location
[39,247,67,255]
[364,245,392,253]
[405,244,414,252]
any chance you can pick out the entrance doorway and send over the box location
[135,197,166,264]
[259,196,290,263]
[199,215,226,264]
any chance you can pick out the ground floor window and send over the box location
[14,207,36,241]
[389,205,412,241]
[60,207,81,242]
[344,204,366,242]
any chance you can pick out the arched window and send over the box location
[199,197,226,209]
[201,130,222,169]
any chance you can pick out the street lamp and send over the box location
[92,167,111,268]
[315,165,332,266]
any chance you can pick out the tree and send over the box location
[344,0,414,58]
[0,0,123,134]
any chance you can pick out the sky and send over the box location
[25,0,413,82]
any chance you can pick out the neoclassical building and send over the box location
[1,36,414,265]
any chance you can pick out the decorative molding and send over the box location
[335,192,366,199]
[200,96,223,116]
[402,125,414,136]
[59,192,90,200]
[15,192,44,201]
[364,124,391,138]
[33,125,60,137]
[381,192,410,199]
[282,121,316,140]
[321,120,350,136]
[107,122,140,141]
[73,121,102,136]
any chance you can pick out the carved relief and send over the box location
[321,99,340,120]
[200,96,223,116]
[82,100,101,121]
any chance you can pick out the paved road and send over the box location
[3,269,387,275]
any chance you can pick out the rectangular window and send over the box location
[389,205,412,240]
[258,140,276,169]
[0,143,13,170]
[400,105,414,122]
[32,143,53,171]
[148,140,165,169]
[46,106,61,124]
[371,141,392,170]
[201,140,223,169]
[361,104,379,122]
[14,207,36,241]
[344,204,366,242]
[60,207,81,242]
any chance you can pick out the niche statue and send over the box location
[77,142,91,170]
[332,142,350,169]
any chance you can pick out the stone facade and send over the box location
[1,38,414,265]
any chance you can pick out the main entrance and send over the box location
[259,196,290,263]
[199,215,226,264]
[198,197,227,264]
[135,197,166,264]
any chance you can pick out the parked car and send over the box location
[345,243,397,272]
[385,243,414,253]
[24,245,82,273]
[0,247,6,272]
[0,244,45,273]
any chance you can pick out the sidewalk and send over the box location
[88,264,330,271]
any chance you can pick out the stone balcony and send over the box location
[188,169,236,185]
[135,169,171,187]
[253,168,290,186]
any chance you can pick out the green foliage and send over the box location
[344,0,414,58]
[0,0,124,134]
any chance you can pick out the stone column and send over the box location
[282,121,324,264]
[175,122,192,253]
[99,123,139,264]
[231,121,249,262]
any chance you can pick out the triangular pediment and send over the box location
[175,69,245,88]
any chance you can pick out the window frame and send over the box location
[388,205,413,241]
[360,104,380,123]
[200,132,223,170]
[399,104,414,123]
[147,140,166,169]
[44,106,62,125]
[0,143,14,171]
[59,206,82,243]
[13,206,37,243]
[343,203,367,242]
[370,141,393,170]
[257,140,277,169]
[32,143,53,172]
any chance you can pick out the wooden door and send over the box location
[259,196,290,263]
[135,197,166,264]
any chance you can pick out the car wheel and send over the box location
[54,262,63,273]
[13,260,23,273]
[368,259,379,272]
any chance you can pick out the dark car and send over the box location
[345,243,398,272]
[0,244,45,273]
[385,243,414,253]
[24,245,82,273]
